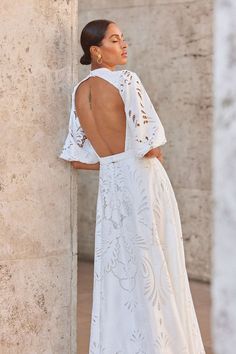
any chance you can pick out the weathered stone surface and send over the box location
[0,256,72,353]
[176,187,212,282]
[212,0,236,353]
[78,172,99,261]
[0,0,78,352]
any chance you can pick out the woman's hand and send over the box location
[144,147,164,163]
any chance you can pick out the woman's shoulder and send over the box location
[120,69,138,76]
[71,69,141,96]
[71,74,90,94]
[119,69,141,83]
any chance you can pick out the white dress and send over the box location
[59,67,206,354]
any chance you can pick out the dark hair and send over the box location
[80,19,114,65]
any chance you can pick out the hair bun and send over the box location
[80,20,114,66]
[80,53,91,65]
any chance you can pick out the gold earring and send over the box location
[97,55,102,64]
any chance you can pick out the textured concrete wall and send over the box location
[77,1,213,282]
[0,1,78,353]
[212,0,236,352]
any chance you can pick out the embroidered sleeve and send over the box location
[59,86,99,163]
[119,70,167,158]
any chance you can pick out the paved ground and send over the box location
[78,260,213,354]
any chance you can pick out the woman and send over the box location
[59,19,206,354]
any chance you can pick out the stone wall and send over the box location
[77,0,213,282]
[0,1,78,352]
[212,0,236,352]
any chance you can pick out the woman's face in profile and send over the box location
[99,22,128,66]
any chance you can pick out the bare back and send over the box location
[74,76,126,158]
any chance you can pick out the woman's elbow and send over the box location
[71,161,81,169]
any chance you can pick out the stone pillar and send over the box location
[0,1,78,352]
[212,0,236,352]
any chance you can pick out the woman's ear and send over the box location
[90,46,97,58]
[90,45,101,59]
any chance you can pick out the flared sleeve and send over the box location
[119,70,167,158]
[59,83,100,163]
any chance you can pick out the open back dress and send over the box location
[59,67,206,354]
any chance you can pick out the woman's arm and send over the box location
[71,146,164,169]
[144,147,164,164]
[71,161,100,170]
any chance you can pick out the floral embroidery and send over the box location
[59,69,205,354]
[89,156,205,353]
[70,124,87,148]
[119,70,167,158]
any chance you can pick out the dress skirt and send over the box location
[88,149,205,354]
